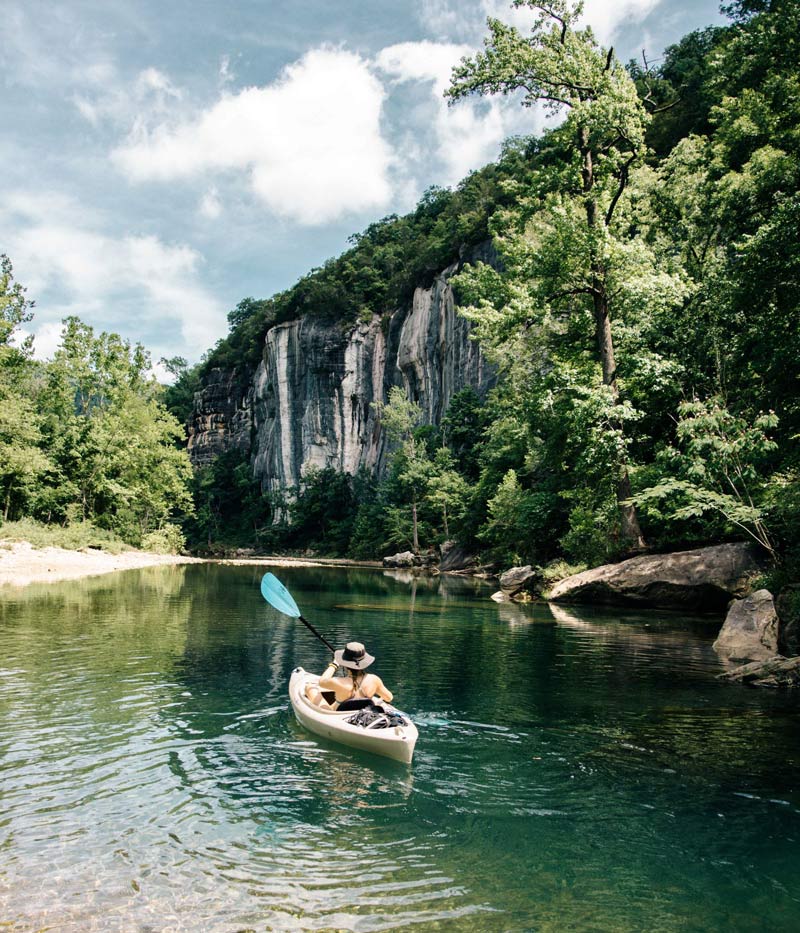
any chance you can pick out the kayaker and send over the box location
[306,641,394,710]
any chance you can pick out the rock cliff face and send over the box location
[186,368,253,467]
[187,257,496,495]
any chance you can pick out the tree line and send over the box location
[0,260,192,552]
[184,0,798,583]
[4,0,798,581]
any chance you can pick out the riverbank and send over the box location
[218,555,382,570]
[0,540,386,589]
[0,541,203,588]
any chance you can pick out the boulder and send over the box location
[713,590,779,662]
[499,565,539,596]
[382,551,417,568]
[718,656,800,687]
[546,542,761,611]
[491,591,510,603]
[440,542,478,573]
[777,585,800,656]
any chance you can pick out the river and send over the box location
[1,563,799,931]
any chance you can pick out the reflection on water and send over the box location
[1,564,800,931]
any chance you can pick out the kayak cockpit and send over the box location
[288,667,418,763]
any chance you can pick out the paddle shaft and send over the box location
[299,614,336,654]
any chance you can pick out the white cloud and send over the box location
[376,40,473,94]
[219,55,234,86]
[578,0,663,45]
[0,193,226,361]
[376,40,539,186]
[417,0,664,48]
[199,187,222,219]
[112,47,393,226]
[74,65,182,128]
[28,322,64,361]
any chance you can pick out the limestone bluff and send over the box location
[186,247,497,501]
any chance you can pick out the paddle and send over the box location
[260,572,336,654]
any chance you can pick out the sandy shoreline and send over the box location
[0,541,384,588]
[0,541,204,588]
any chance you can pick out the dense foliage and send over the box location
[0,262,193,551]
[190,0,798,576]
[7,0,798,578]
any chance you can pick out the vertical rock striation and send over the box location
[188,260,496,495]
[186,368,253,466]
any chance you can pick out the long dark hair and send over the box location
[350,667,365,694]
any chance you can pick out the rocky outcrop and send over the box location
[383,551,417,568]
[718,656,800,687]
[777,585,800,656]
[186,368,253,466]
[440,542,478,573]
[546,543,762,611]
[713,590,779,662]
[188,257,496,499]
[499,565,539,597]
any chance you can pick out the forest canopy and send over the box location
[4,1,799,580]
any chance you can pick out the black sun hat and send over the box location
[334,641,375,670]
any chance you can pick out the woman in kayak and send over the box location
[306,641,393,710]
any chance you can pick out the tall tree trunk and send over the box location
[582,128,646,551]
[411,497,419,553]
[4,482,12,522]
[592,278,647,551]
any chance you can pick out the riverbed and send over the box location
[1,564,799,930]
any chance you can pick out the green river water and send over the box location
[1,563,799,931]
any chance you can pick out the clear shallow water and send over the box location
[1,564,800,932]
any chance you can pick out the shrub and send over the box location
[141,524,186,555]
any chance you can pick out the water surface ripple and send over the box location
[2,564,800,931]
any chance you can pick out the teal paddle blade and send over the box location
[260,572,301,618]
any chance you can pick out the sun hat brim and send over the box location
[334,647,375,670]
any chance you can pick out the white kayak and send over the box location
[288,667,418,764]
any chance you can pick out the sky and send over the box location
[0,0,726,374]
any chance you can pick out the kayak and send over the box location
[288,667,418,764]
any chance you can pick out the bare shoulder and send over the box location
[361,672,382,692]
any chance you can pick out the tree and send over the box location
[373,387,434,552]
[634,397,778,557]
[160,356,202,426]
[0,385,51,521]
[447,0,654,550]
[0,254,34,351]
[426,447,471,540]
[0,256,50,521]
[39,318,194,540]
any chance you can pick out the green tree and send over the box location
[426,447,471,541]
[0,256,50,522]
[40,317,194,541]
[0,254,34,360]
[373,387,434,553]
[447,0,659,550]
[0,384,51,521]
[634,397,779,556]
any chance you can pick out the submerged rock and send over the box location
[546,542,761,611]
[713,590,779,662]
